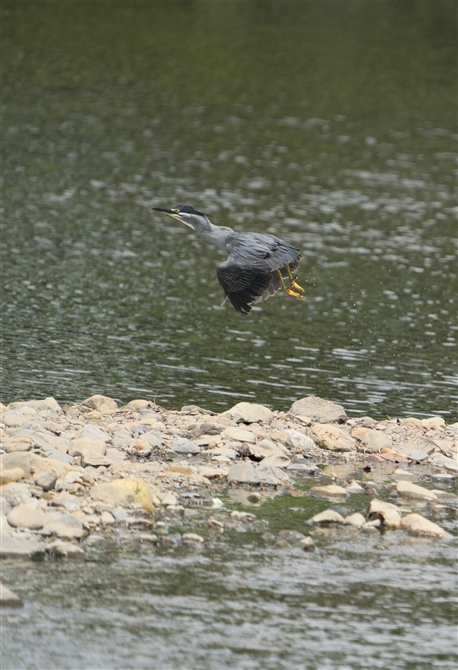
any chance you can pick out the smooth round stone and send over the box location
[7,504,50,530]
[0,584,23,607]
[289,396,347,423]
[81,395,118,412]
[34,470,58,492]
[172,438,201,455]
[308,509,345,525]
[227,462,260,485]
[406,450,429,461]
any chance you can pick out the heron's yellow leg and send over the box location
[285,265,305,293]
[277,270,302,298]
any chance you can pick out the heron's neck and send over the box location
[194,220,233,251]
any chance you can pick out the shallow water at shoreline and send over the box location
[2,502,457,670]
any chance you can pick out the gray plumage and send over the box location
[152,204,302,316]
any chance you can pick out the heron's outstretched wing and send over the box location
[216,259,275,316]
[225,232,301,273]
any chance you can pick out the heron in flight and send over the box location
[152,205,304,316]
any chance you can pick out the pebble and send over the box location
[0,468,26,485]
[101,511,115,524]
[430,453,457,472]
[34,470,58,491]
[47,540,86,559]
[298,536,316,552]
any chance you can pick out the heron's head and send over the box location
[152,204,209,231]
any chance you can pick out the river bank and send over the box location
[1,394,457,605]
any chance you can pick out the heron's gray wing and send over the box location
[225,232,301,273]
[216,258,274,316]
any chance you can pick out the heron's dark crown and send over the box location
[175,205,206,216]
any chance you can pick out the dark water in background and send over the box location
[2,1,457,419]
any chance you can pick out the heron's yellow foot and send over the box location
[285,287,303,298]
[290,277,305,293]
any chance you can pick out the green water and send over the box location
[2,1,457,420]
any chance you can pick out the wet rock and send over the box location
[42,522,86,539]
[345,481,365,494]
[396,481,438,502]
[309,424,356,452]
[182,532,204,544]
[360,429,392,453]
[227,462,260,485]
[7,504,50,530]
[222,402,273,425]
[47,540,86,559]
[367,499,402,529]
[275,539,291,549]
[81,394,118,413]
[308,509,345,525]
[289,396,347,423]
[430,453,457,472]
[0,535,46,559]
[172,438,201,455]
[401,513,451,538]
[0,584,23,607]
[344,513,366,527]
[362,519,381,531]
[299,536,316,552]
[0,468,26,485]
[220,426,257,443]
[392,468,416,480]
[256,465,291,486]
[284,429,316,452]
[309,484,348,500]
[2,436,33,453]
[431,473,455,484]
[34,470,58,491]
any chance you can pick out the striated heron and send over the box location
[152,205,304,316]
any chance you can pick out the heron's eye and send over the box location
[171,208,180,214]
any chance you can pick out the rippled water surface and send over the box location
[2,493,457,670]
[2,1,457,420]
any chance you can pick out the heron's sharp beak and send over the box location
[151,207,173,214]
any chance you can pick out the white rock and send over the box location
[309,484,347,499]
[0,583,23,607]
[344,513,366,527]
[401,513,451,538]
[289,396,347,423]
[396,481,438,502]
[308,509,345,525]
[7,504,50,530]
[220,427,257,443]
[284,429,316,452]
[367,499,402,529]
[227,462,260,484]
[222,402,273,424]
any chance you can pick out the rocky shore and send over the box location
[1,394,457,606]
